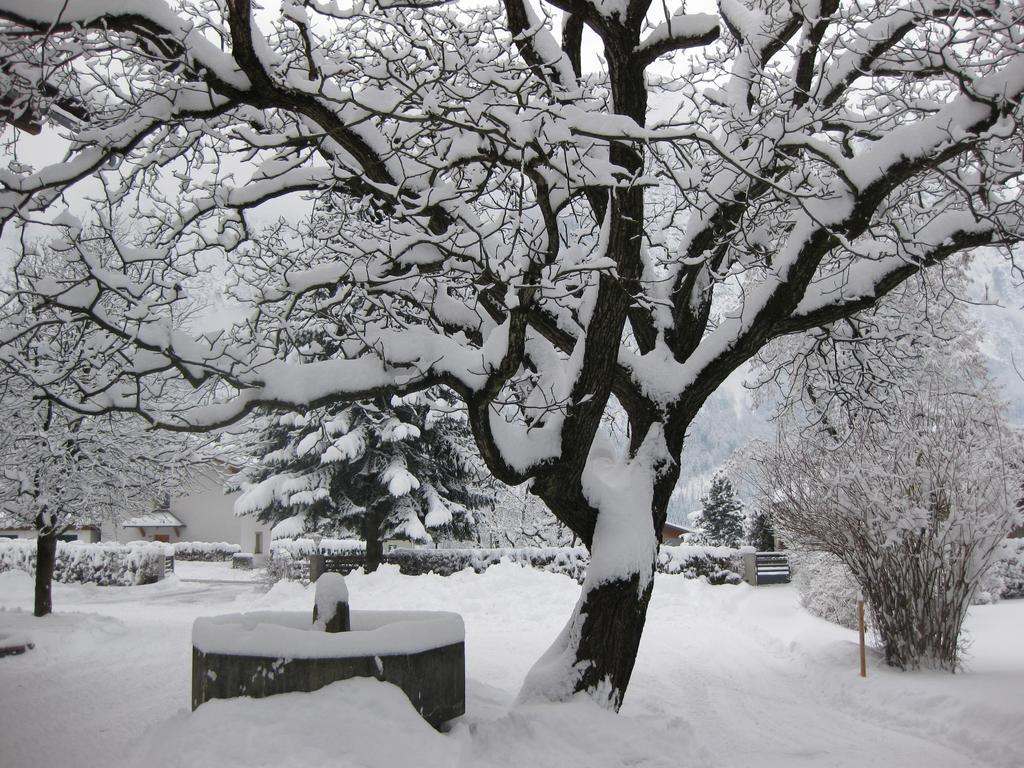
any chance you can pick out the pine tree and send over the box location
[694,473,745,548]
[746,508,776,552]
[233,391,492,571]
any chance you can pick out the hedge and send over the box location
[173,541,242,561]
[0,539,173,586]
[267,541,742,585]
[981,539,1024,602]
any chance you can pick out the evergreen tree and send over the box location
[746,508,776,552]
[694,473,745,548]
[233,391,492,571]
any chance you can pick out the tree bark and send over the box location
[571,571,655,708]
[518,555,657,710]
[522,422,679,709]
[34,529,58,617]
[363,510,383,573]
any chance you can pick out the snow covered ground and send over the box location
[0,564,1021,768]
[172,559,264,583]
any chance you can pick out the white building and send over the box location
[0,465,272,558]
[109,466,273,557]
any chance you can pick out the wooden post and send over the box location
[857,595,867,678]
[309,553,325,584]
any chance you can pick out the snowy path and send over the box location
[172,560,264,583]
[625,584,1020,768]
[0,567,1021,768]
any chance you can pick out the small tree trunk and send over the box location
[363,511,384,573]
[34,530,58,618]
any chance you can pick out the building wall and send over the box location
[108,466,272,554]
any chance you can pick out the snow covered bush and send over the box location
[265,548,301,584]
[0,540,172,586]
[657,546,743,585]
[266,538,366,583]
[750,359,1021,671]
[386,546,591,581]
[977,539,1024,602]
[270,538,366,558]
[789,551,861,630]
[173,542,241,562]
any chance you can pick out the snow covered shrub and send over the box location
[265,548,301,584]
[750,361,1021,671]
[173,542,241,561]
[0,540,171,586]
[231,553,254,570]
[266,538,367,583]
[657,546,743,585]
[270,537,366,559]
[0,539,34,574]
[982,539,1024,601]
[789,551,861,630]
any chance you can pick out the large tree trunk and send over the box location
[34,529,58,617]
[519,470,662,709]
[518,549,657,710]
[363,510,384,573]
[521,426,677,710]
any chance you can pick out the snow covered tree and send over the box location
[692,473,745,548]
[233,392,490,570]
[748,321,1021,670]
[745,508,775,552]
[478,484,578,548]
[1,0,1023,707]
[0,375,200,616]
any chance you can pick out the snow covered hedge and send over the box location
[173,542,242,561]
[385,546,591,580]
[789,550,861,629]
[978,539,1024,603]
[0,540,173,586]
[267,541,741,584]
[269,538,367,558]
[658,545,744,585]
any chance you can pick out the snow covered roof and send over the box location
[121,513,186,529]
[662,521,690,536]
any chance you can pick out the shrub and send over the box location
[658,545,743,585]
[789,550,861,629]
[231,553,255,570]
[0,539,172,586]
[977,539,1024,603]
